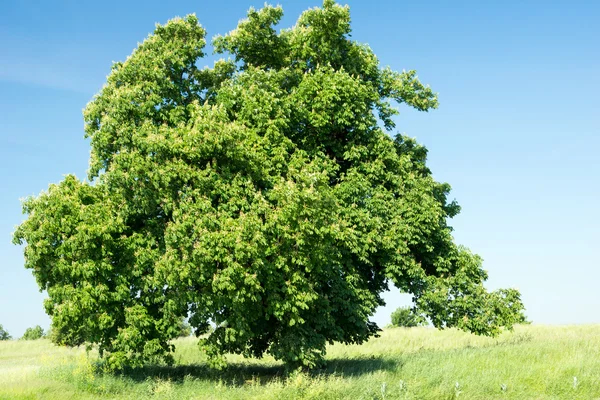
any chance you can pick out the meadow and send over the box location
[1,324,598,399]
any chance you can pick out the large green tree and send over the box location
[14,1,525,370]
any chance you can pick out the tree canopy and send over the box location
[14,0,525,369]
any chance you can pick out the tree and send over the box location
[0,324,11,341]
[13,1,525,370]
[390,307,425,328]
[177,318,192,338]
[21,325,45,340]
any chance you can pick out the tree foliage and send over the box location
[21,325,45,340]
[390,307,425,328]
[0,324,11,341]
[13,1,525,369]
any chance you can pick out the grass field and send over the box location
[1,324,598,399]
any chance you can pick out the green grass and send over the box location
[1,325,599,399]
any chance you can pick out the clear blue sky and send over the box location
[1,0,598,338]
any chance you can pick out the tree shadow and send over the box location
[317,355,401,377]
[111,355,400,386]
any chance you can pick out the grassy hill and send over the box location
[1,324,598,399]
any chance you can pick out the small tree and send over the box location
[0,324,11,340]
[21,325,45,340]
[390,307,424,328]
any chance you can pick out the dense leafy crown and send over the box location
[14,1,525,369]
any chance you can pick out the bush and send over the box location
[390,307,425,328]
[21,325,45,340]
[45,326,60,343]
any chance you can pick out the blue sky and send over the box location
[1,0,598,338]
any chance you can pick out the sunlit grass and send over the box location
[1,324,599,399]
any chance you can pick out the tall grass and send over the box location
[1,324,598,399]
